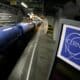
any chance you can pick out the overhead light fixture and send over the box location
[21,2,28,8]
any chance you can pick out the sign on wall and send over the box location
[57,24,80,71]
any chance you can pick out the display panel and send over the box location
[57,24,80,71]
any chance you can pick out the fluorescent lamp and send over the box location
[21,2,28,8]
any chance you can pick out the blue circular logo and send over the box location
[65,33,80,60]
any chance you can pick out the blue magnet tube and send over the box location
[0,22,34,49]
[17,22,35,33]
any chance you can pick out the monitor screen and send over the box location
[57,24,80,71]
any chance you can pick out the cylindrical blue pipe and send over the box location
[0,22,35,49]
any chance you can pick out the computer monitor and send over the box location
[57,24,80,71]
[49,18,80,80]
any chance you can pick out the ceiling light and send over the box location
[21,2,28,8]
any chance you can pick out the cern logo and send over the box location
[65,33,80,61]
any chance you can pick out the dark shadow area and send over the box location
[49,58,80,80]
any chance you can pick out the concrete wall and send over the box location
[47,16,54,27]
[76,0,80,8]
